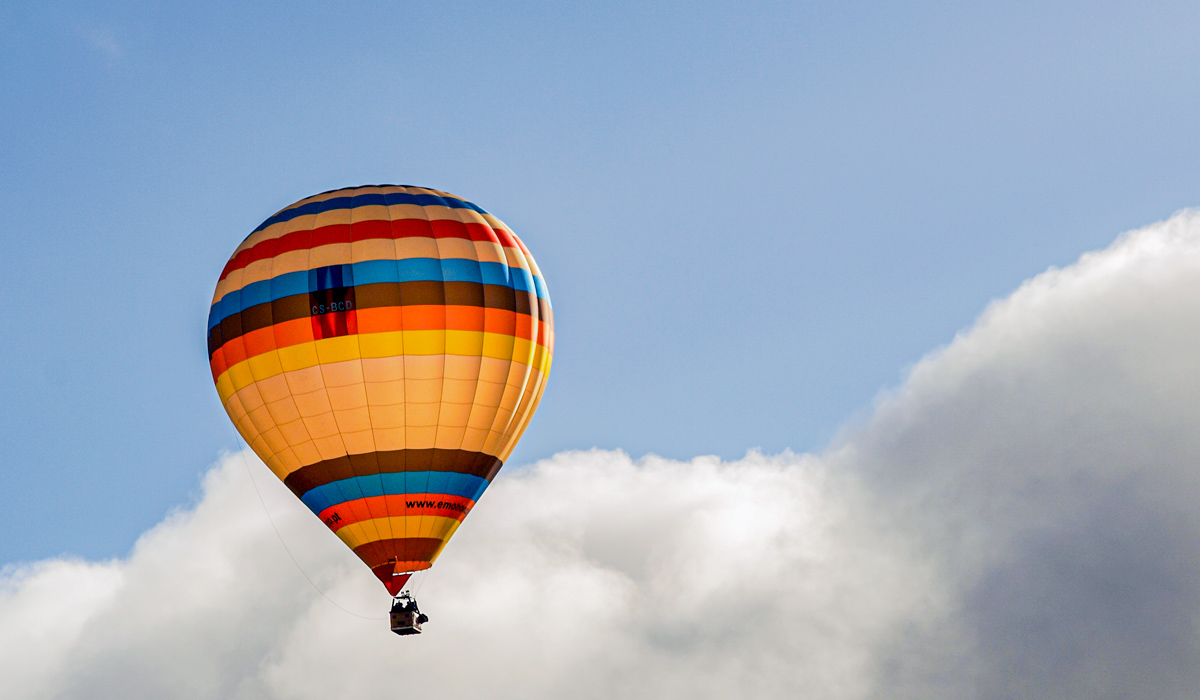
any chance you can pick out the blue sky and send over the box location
[3,0,1200,565]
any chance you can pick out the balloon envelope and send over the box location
[208,186,553,594]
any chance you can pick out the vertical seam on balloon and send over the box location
[276,223,315,452]
[306,208,371,546]
[346,189,390,556]
[468,226,506,456]
[507,303,545,453]
[443,205,488,540]
[479,225,512,453]
[495,252,544,460]
[458,207,494,469]
[261,234,298,474]
[403,187,429,555]
[499,248,552,461]
[463,218,506,461]
[263,232,295,476]
[239,234,283,476]
[499,336,547,461]
[376,187,400,576]
[347,188,392,565]
[490,229,539,460]
[298,207,368,549]
[474,219,516,459]
[264,240,313,480]
[223,290,270,457]
[397,188,412,554]
[427,191,450,544]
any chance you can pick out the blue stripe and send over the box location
[208,258,548,329]
[300,472,490,515]
[310,264,354,290]
[251,190,488,235]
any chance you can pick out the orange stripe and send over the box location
[210,305,551,378]
[319,493,475,531]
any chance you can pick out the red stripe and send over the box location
[311,308,358,340]
[493,226,518,249]
[355,539,441,568]
[219,217,513,281]
[319,493,476,532]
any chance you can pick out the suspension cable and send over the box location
[229,434,385,621]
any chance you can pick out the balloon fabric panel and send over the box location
[209,186,553,594]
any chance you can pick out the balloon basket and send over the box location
[389,592,428,636]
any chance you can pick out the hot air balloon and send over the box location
[207,185,553,633]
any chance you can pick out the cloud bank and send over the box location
[7,211,1200,699]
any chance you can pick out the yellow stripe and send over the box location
[247,349,284,378]
[217,332,551,402]
[214,370,234,401]
[334,516,463,550]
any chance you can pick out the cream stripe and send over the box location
[215,332,551,403]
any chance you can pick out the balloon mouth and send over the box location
[385,572,412,596]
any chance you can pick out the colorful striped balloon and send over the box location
[208,185,553,594]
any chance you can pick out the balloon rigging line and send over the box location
[230,434,385,621]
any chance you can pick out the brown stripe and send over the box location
[208,280,549,357]
[356,538,444,568]
[283,448,503,498]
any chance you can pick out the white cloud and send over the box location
[7,211,1200,699]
